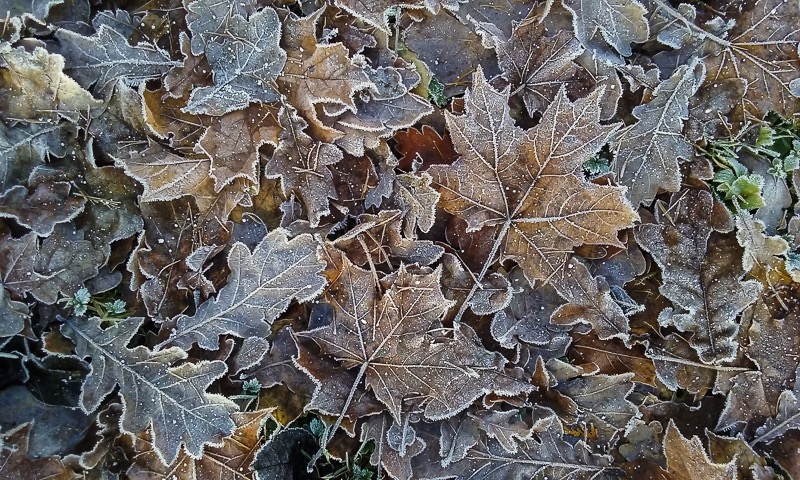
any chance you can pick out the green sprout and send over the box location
[583,155,610,177]
[60,287,128,322]
[428,77,448,107]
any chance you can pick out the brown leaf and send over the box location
[132,198,228,319]
[570,332,655,385]
[701,0,800,126]
[0,423,74,480]
[490,267,570,351]
[128,409,273,480]
[735,211,788,273]
[394,125,458,172]
[265,105,342,227]
[332,209,444,267]
[297,258,532,424]
[327,63,432,157]
[707,431,778,480]
[550,257,632,341]
[359,414,426,480]
[636,190,761,364]
[116,140,211,203]
[744,298,800,404]
[430,68,637,285]
[278,7,372,142]
[497,13,585,116]
[197,104,281,192]
[663,420,737,480]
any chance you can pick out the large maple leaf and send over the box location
[296,256,532,453]
[430,68,638,288]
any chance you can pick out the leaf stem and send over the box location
[307,361,370,472]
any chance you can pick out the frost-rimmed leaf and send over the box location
[0,285,28,337]
[414,414,622,479]
[651,0,800,127]
[115,140,211,203]
[735,211,788,272]
[56,25,180,91]
[196,104,281,191]
[277,8,372,141]
[550,257,631,341]
[611,59,705,207]
[430,67,637,296]
[54,316,237,465]
[0,227,104,304]
[557,372,639,445]
[753,366,800,446]
[496,12,585,116]
[296,258,532,441]
[0,44,101,123]
[563,0,649,56]
[161,229,326,351]
[636,190,761,364]
[327,64,433,157]
[127,409,273,479]
[663,420,737,479]
[0,423,73,480]
[265,105,342,227]
[183,7,286,116]
[0,182,85,236]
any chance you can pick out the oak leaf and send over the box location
[0,44,100,123]
[635,190,761,364]
[414,414,622,479]
[161,229,326,351]
[430,68,637,284]
[56,25,179,91]
[54,316,238,465]
[753,367,800,446]
[611,59,705,207]
[127,409,273,480]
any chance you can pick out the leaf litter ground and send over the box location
[1,0,800,478]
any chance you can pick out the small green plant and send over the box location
[701,129,766,212]
[583,155,610,177]
[61,288,127,321]
[303,416,376,480]
[229,379,262,410]
[428,77,448,107]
